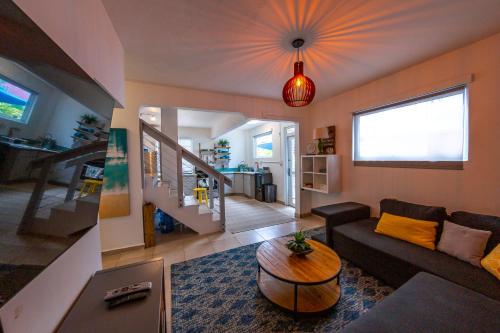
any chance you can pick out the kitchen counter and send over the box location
[0,141,61,153]
[0,141,60,182]
[220,171,260,175]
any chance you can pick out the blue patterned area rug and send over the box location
[172,233,393,332]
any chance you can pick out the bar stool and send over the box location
[192,187,208,206]
[80,179,103,197]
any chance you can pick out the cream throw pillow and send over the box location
[437,220,492,267]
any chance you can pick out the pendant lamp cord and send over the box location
[296,46,300,62]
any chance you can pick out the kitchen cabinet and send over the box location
[224,173,234,194]
[243,173,255,198]
[233,173,244,193]
[0,143,55,182]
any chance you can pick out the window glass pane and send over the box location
[254,132,273,158]
[0,77,36,123]
[354,88,468,162]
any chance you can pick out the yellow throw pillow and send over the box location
[481,244,500,280]
[375,212,439,250]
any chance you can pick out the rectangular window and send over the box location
[254,131,273,158]
[0,75,37,123]
[353,86,468,169]
[178,138,194,174]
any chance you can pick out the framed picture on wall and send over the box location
[323,125,336,154]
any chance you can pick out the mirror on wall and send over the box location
[0,1,115,306]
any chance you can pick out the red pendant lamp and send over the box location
[282,38,315,107]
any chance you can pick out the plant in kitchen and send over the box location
[81,113,98,124]
[217,138,229,147]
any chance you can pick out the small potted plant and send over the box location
[81,114,98,125]
[287,230,313,256]
[217,138,229,147]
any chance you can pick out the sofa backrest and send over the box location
[450,211,500,253]
[380,199,448,222]
[380,199,448,239]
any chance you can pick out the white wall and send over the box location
[215,128,247,168]
[46,95,106,149]
[210,113,247,138]
[178,127,212,157]
[0,225,102,333]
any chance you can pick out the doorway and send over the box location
[284,125,296,207]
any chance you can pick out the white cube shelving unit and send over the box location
[301,155,341,194]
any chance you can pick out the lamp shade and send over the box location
[313,127,329,140]
[282,61,315,107]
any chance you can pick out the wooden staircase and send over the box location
[140,120,231,234]
[29,194,100,237]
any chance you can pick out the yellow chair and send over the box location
[80,179,103,197]
[193,187,208,206]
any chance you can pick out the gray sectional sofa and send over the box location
[311,199,500,332]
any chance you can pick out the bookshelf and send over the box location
[301,155,341,194]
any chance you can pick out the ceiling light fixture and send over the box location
[282,38,316,107]
[150,115,157,121]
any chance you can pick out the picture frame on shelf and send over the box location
[322,126,336,154]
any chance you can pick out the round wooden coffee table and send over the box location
[256,237,341,314]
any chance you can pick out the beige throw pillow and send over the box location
[437,220,492,266]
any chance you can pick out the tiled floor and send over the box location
[101,213,324,333]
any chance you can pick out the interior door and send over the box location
[285,127,296,207]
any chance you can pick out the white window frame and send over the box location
[0,74,37,124]
[352,85,468,170]
[253,131,273,159]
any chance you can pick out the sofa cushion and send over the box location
[341,272,500,333]
[380,199,448,240]
[437,220,492,266]
[375,213,438,250]
[482,244,500,280]
[333,219,500,300]
[450,211,500,253]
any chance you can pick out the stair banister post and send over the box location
[176,146,184,207]
[66,162,84,202]
[218,174,225,231]
[139,120,145,189]
[208,176,214,209]
[17,158,52,234]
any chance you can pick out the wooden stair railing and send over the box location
[17,142,108,235]
[140,120,232,228]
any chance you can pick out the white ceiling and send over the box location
[103,0,500,101]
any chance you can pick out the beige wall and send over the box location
[308,32,500,216]
[100,81,309,251]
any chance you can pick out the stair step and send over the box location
[77,193,100,204]
[51,200,77,213]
